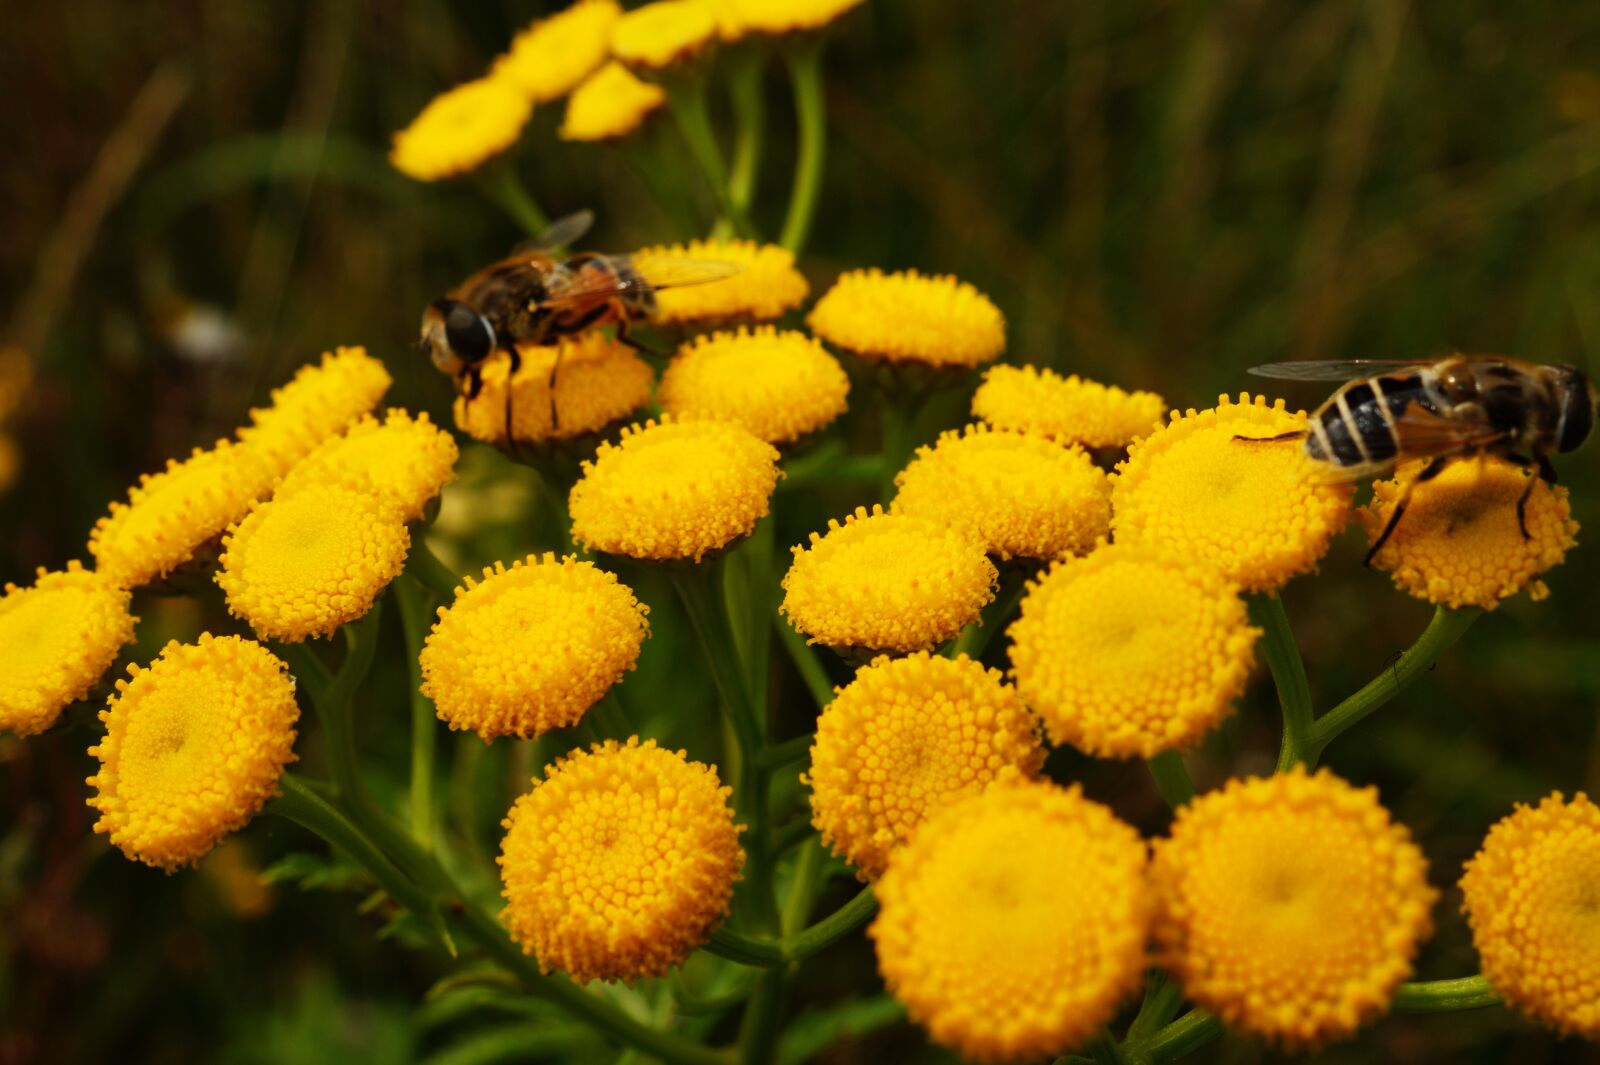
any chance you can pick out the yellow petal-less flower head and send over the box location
[1460,792,1600,1039]
[0,562,136,736]
[871,781,1151,1063]
[781,506,998,653]
[390,77,533,182]
[216,481,410,643]
[1111,394,1354,593]
[657,326,849,445]
[493,0,621,104]
[277,408,458,523]
[1150,768,1437,1050]
[453,335,654,446]
[1361,456,1579,611]
[560,62,667,142]
[718,0,866,38]
[808,269,1006,369]
[1007,544,1259,759]
[610,0,719,72]
[237,346,393,476]
[499,737,743,984]
[86,634,299,872]
[807,652,1044,880]
[569,417,780,563]
[421,554,650,741]
[892,425,1111,561]
[631,239,808,325]
[972,364,1166,451]
[89,438,275,590]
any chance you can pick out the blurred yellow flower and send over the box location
[560,62,666,142]
[277,408,458,523]
[972,364,1165,451]
[808,268,1005,368]
[1460,792,1600,1039]
[452,336,654,445]
[718,0,866,38]
[1361,456,1578,610]
[237,346,392,476]
[499,737,743,984]
[0,562,136,736]
[891,425,1111,561]
[87,634,299,871]
[390,77,533,182]
[1150,768,1436,1049]
[871,781,1150,1063]
[610,0,719,72]
[493,0,621,104]
[631,239,808,325]
[657,326,849,444]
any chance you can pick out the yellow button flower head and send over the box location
[871,781,1150,1063]
[89,438,275,589]
[453,335,654,445]
[1460,792,1600,1039]
[719,0,866,38]
[560,62,666,142]
[492,0,621,104]
[781,506,997,652]
[1111,394,1353,593]
[631,239,808,325]
[610,0,719,72]
[237,346,393,476]
[892,425,1111,561]
[0,562,136,736]
[569,417,781,563]
[1150,768,1436,1050]
[421,554,649,741]
[808,268,1006,368]
[1007,544,1259,758]
[389,77,533,182]
[86,634,299,871]
[657,326,849,444]
[277,408,458,523]
[972,364,1166,451]
[1361,456,1579,610]
[499,737,743,984]
[807,653,1044,880]
[216,481,410,642]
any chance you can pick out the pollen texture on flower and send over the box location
[421,554,650,741]
[86,634,299,871]
[452,336,654,445]
[1150,768,1437,1050]
[498,737,743,984]
[630,239,808,325]
[718,0,867,37]
[657,326,849,445]
[277,408,458,523]
[492,0,621,104]
[389,77,533,182]
[236,346,392,476]
[870,781,1151,1064]
[1111,393,1353,593]
[610,1,719,72]
[808,268,1005,368]
[972,364,1166,450]
[560,61,665,142]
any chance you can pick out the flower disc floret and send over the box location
[86,634,299,871]
[0,562,136,736]
[1361,456,1578,610]
[718,0,866,37]
[569,417,780,563]
[973,364,1166,450]
[1007,544,1258,758]
[610,1,718,72]
[892,425,1110,561]
[421,554,649,741]
[1111,394,1353,593]
[657,327,849,444]
[631,239,808,324]
[493,0,621,104]
[216,481,410,642]
[807,652,1044,880]
[277,408,458,522]
[1460,792,1600,1038]
[871,782,1150,1063]
[499,737,743,983]
[560,62,666,142]
[453,335,653,445]
[808,268,1005,368]
[237,346,392,476]
[390,78,532,182]
[1150,768,1437,1049]
[780,505,997,652]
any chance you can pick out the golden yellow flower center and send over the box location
[808,268,1006,368]
[0,564,136,736]
[972,364,1166,450]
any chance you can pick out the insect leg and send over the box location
[463,367,484,401]
[504,347,523,459]
[1231,430,1307,444]
[1507,453,1559,540]
[615,318,665,359]
[1365,456,1445,566]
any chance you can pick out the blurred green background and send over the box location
[3,2,1600,1063]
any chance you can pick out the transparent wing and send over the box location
[630,257,744,291]
[1248,360,1426,381]
[537,256,744,308]
[510,209,596,255]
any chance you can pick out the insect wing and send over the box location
[631,257,744,292]
[510,209,596,255]
[1248,360,1427,381]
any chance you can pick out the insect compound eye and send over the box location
[1555,367,1594,453]
[444,304,496,364]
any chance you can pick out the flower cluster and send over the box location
[809,268,1006,368]
[657,326,849,444]
[972,363,1165,450]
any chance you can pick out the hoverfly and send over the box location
[1245,356,1597,562]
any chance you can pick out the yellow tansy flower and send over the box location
[421,554,649,741]
[891,425,1111,561]
[499,737,743,984]
[237,346,392,476]
[631,239,809,325]
[1150,768,1436,1050]
[657,326,849,444]
[807,653,1044,880]
[972,364,1166,451]
[452,336,654,446]
[86,634,299,871]
[492,0,621,104]
[871,781,1150,1063]
[1361,456,1579,610]
[0,563,136,736]
[216,481,410,643]
[718,0,866,38]
[560,62,666,142]
[277,408,458,523]
[568,417,780,563]
[1007,544,1259,759]
[808,268,1005,368]
[1460,792,1600,1039]
[780,505,998,653]
[390,77,533,183]
[1111,394,1353,593]
[610,0,719,72]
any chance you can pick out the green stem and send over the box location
[393,575,438,848]
[758,733,814,770]
[738,972,787,1065]
[1146,751,1197,809]
[1123,971,1185,1047]
[667,77,754,237]
[528,467,573,554]
[706,926,786,968]
[1391,974,1501,1012]
[670,567,764,761]
[953,568,1028,660]
[879,400,911,505]
[1139,1010,1221,1064]
[408,536,464,601]
[726,50,765,224]
[591,692,632,740]
[779,41,826,254]
[1248,593,1315,771]
[780,837,826,937]
[480,163,550,237]
[1084,1031,1129,1065]
[775,617,834,712]
[785,887,876,961]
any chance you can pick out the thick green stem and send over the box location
[1391,974,1501,1012]
[953,568,1028,660]
[785,886,876,961]
[670,567,764,761]
[706,926,786,968]
[779,41,826,253]
[1137,1010,1221,1064]
[780,837,826,936]
[758,732,814,770]
[1085,1031,1129,1065]
[480,163,550,237]
[393,575,438,848]
[726,51,765,224]
[879,400,912,504]
[591,692,632,740]
[1146,751,1197,808]
[776,617,833,712]
[1248,593,1315,771]
[408,536,464,601]
[667,77,754,237]
[1123,971,1185,1047]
